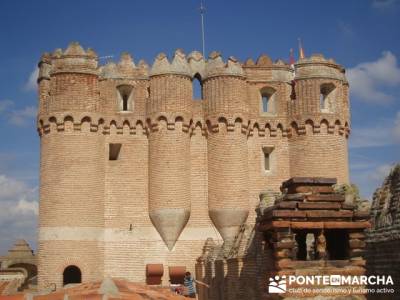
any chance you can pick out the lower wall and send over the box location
[37,240,105,289]
[38,225,222,289]
[196,231,275,300]
[366,240,400,300]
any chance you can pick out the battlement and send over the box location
[37,43,351,136]
[100,53,149,80]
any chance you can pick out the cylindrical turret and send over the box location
[38,42,104,288]
[46,42,99,113]
[203,53,249,243]
[38,53,52,114]
[288,54,350,183]
[147,50,192,250]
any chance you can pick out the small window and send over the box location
[262,146,274,172]
[262,95,269,113]
[192,73,203,100]
[260,87,276,114]
[320,83,335,113]
[109,143,122,160]
[122,95,128,111]
[117,85,134,112]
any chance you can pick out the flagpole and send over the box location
[200,0,206,56]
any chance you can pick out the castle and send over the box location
[36,42,350,291]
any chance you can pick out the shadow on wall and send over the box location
[195,226,274,300]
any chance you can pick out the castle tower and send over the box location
[203,52,250,243]
[288,54,350,184]
[147,50,192,250]
[37,42,105,288]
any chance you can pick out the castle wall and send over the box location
[36,44,351,293]
[288,121,349,184]
[247,126,290,222]
[366,165,400,300]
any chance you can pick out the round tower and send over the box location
[37,53,52,115]
[289,54,350,183]
[37,42,104,288]
[147,50,192,250]
[203,52,249,243]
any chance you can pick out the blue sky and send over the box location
[0,0,399,254]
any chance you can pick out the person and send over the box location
[183,271,209,298]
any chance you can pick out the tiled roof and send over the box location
[0,278,186,300]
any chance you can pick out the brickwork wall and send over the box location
[37,240,104,289]
[366,165,400,300]
[39,122,105,228]
[289,121,349,184]
[48,73,99,113]
[247,127,290,222]
[366,240,400,300]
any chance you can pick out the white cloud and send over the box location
[350,154,397,200]
[0,175,28,200]
[349,112,400,148]
[0,99,14,113]
[372,0,399,9]
[0,174,38,254]
[347,51,400,103]
[394,111,400,141]
[0,100,37,127]
[24,67,39,92]
[9,106,37,126]
[368,164,394,182]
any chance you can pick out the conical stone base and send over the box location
[150,208,190,250]
[209,208,249,242]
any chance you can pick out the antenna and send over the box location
[199,0,206,56]
[99,55,114,63]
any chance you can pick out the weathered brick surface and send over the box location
[36,44,351,298]
[366,165,400,300]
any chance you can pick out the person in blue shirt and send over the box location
[183,271,209,298]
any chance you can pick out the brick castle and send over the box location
[36,42,350,290]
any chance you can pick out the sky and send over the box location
[0,0,399,254]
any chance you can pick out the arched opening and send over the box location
[192,73,203,100]
[260,87,276,114]
[9,263,37,279]
[63,265,82,286]
[117,84,134,112]
[320,83,336,112]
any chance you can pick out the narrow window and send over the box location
[109,143,122,160]
[260,87,276,114]
[192,73,203,100]
[262,95,269,113]
[117,85,133,112]
[122,95,128,111]
[320,83,335,112]
[63,265,81,286]
[262,146,274,172]
[264,151,270,171]
[320,93,325,110]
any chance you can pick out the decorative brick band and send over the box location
[39,226,222,242]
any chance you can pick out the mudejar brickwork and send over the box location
[36,42,351,293]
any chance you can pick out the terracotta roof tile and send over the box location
[4,278,186,300]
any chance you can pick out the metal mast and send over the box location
[200,0,206,56]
